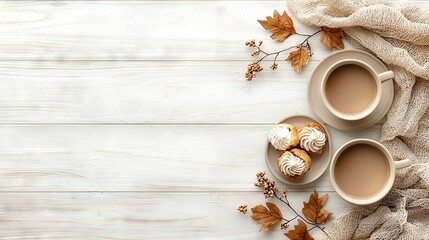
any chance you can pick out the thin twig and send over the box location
[299,29,322,45]
[273,52,280,65]
[295,32,312,37]
[274,193,314,226]
[283,215,298,223]
[256,46,268,55]
[320,227,329,237]
[308,226,317,231]
[255,45,297,64]
[274,192,329,237]
[253,29,322,64]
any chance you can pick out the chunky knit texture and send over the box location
[287,0,429,239]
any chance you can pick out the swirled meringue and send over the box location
[299,126,326,153]
[268,124,294,150]
[278,151,305,176]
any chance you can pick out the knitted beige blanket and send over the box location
[287,0,429,239]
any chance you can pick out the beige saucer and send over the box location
[308,50,394,131]
[265,115,332,185]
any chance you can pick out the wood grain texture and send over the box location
[3,1,427,124]
[0,1,341,61]
[0,124,379,191]
[0,1,426,61]
[0,61,317,124]
[0,192,349,240]
[1,0,427,238]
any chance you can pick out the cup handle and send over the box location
[394,159,411,169]
[377,70,394,83]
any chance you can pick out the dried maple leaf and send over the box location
[251,202,283,231]
[302,190,332,224]
[320,26,345,50]
[258,10,296,41]
[285,219,314,240]
[286,47,310,73]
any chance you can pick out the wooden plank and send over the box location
[0,60,316,124]
[0,125,379,192]
[0,1,336,61]
[3,1,429,61]
[0,192,350,239]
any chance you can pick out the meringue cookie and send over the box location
[278,151,305,176]
[268,124,299,150]
[299,126,326,153]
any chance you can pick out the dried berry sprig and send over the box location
[245,9,345,80]
[241,171,331,239]
[245,61,264,81]
[281,222,290,230]
[245,30,321,80]
[254,171,279,198]
[237,204,248,214]
[273,190,329,237]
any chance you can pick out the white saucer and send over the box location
[265,115,332,185]
[308,50,394,131]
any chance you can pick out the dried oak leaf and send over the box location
[302,189,332,224]
[286,47,310,73]
[251,202,283,231]
[285,219,314,240]
[258,10,296,42]
[320,26,345,50]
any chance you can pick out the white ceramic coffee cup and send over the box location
[330,138,411,205]
[321,59,394,121]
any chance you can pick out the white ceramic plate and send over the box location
[265,115,332,185]
[308,49,394,131]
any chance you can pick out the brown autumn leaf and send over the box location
[251,202,283,231]
[258,10,296,41]
[302,189,332,224]
[320,26,345,50]
[286,47,310,73]
[285,219,314,240]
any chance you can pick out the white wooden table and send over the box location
[0,1,427,239]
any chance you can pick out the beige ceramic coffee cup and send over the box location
[321,59,394,121]
[330,139,411,205]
